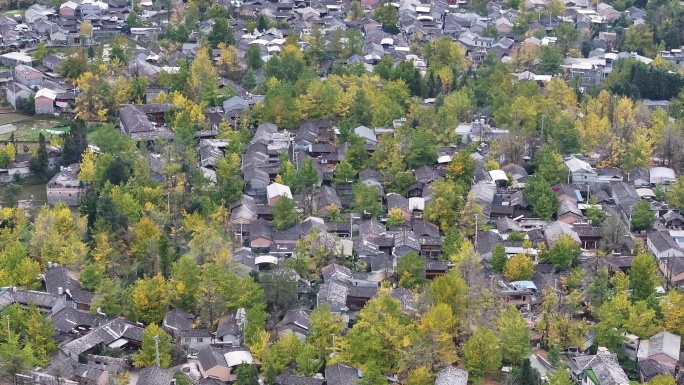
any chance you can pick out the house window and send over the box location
[185,337,191,343]
[197,338,203,343]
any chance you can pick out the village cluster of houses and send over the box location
[0,0,679,116]
[18,82,680,384]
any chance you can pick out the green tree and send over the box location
[132,324,172,368]
[207,17,235,48]
[296,157,320,192]
[31,41,53,63]
[359,363,389,385]
[553,23,579,55]
[429,269,470,320]
[373,4,399,33]
[307,304,346,358]
[271,196,299,232]
[24,305,57,364]
[511,359,540,385]
[169,255,201,311]
[333,160,356,186]
[29,133,49,175]
[534,146,566,185]
[335,294,413,372]
[538,45,563,75]
[351,182,383,217]
[585,198,603,226]
[0,334,37,384]
[61,118,88,165]
[397,252,426,289]
[497,307,531,365]
[260,268,298,311]
[490,244,508,273]
[349,0,365,20]
[349,88,373,126]
[3,183,21,207]
[236,363,259,385]
[621,24,655,57]
[631,200,655,231]
[247,44,263,70]
[91,278,125,317]
[630,251,658,303]
[405,129,438,168]
[544,234,581,271]
[79,263,103,291]
[216,153,244,203]
[463,328,502,380]
[244,68,257,89]
[547,368,573,385]
[524,175,559,219]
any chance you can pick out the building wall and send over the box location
[14,72,43,87]
[47,186,84,205]
[217,333,240,345]
[60,7,76,16]
[183,336,211,351]
[35,96,54,114]
[648,353,678,369]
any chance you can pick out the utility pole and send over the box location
[154,335,160,367]
[474,213,478,247]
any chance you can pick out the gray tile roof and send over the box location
[163,308,194,331]
[51,307,100,333]
[569,352,629,385]
[216,313,240,338]
[435,366,468,385]
[137,366,174,385]
[646,331,681,361]
[197,346,228,372]
[61,318,144,356]
[648,231,681,253]
[325,363,360,385]
[276,373,325,385]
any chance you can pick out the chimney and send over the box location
[58,287,63,295]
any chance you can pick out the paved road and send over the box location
[530,354,554,381]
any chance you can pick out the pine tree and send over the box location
[29,132,49,175]
[61,118,88,165]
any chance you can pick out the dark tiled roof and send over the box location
[648,231,681,253]
[163,308,194,331]
[61,318,144,355]
[137,366,174,385]
[51,307,100,333]
[197,346,228,371]
[276,373,325,385]
[325,363,360,385]
[425,260,449,271]
[347,285,378,299]
[216,313,240,338]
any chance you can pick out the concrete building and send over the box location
[35,88,56,114]
[46,164,87,205]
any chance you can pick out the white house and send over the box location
[566,157,597,184]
